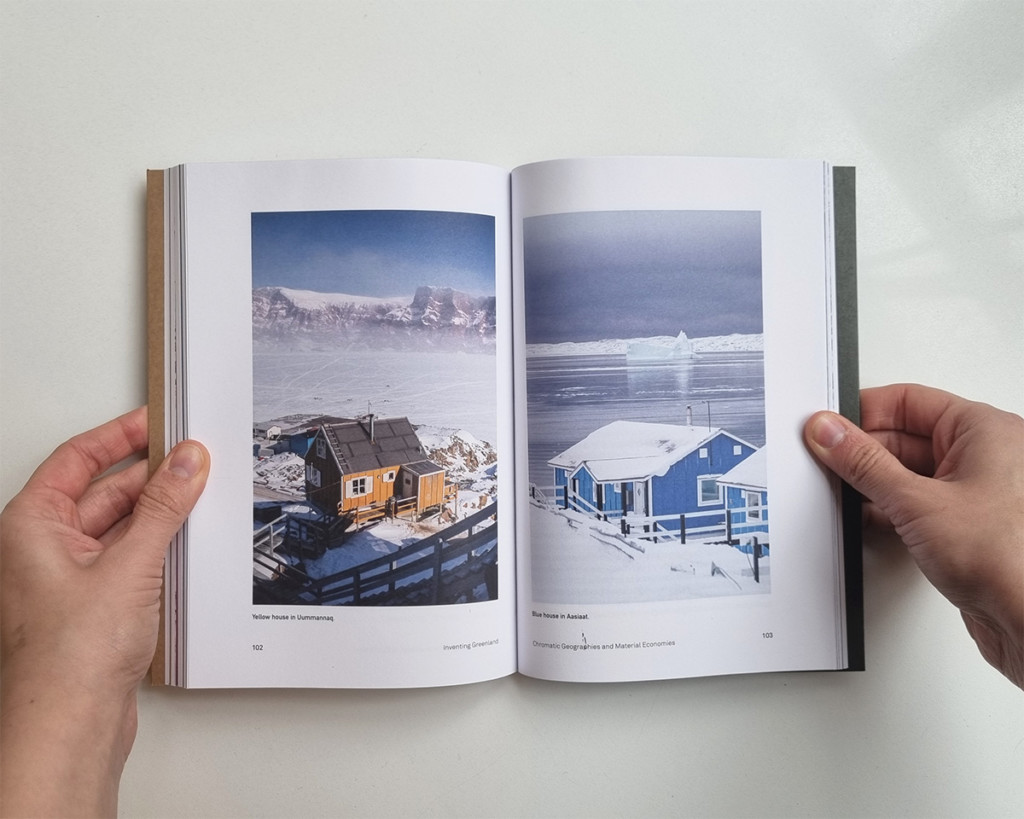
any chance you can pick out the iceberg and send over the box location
[626,331,695,361]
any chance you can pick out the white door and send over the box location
[634,481,648,516]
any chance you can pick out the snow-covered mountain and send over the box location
[253,286,496,350]
[415,424,497,487]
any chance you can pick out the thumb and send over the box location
[804,411,920,515]
[119,441,210,562]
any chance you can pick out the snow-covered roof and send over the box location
[400,459,444,477]
[549,421,723,482]
[254,414,351,436]
[717,446,767,490]
[317,417,429,475]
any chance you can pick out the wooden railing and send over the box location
[253,521,314,597]
[724,510,769,550]
[256,501,498,606]
[352,496,418,528]
[620,508,715,543]
[347,482,460,528]
[535,485,769,547]
[621,505,768,544]
[253,514,288,557]
[442,481,459,506]
[311,501,497,605]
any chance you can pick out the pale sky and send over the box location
[523,210,762,343]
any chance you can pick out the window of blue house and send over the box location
[697,474,723,506]
[746,491,762,520]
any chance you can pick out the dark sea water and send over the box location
[525,351,765,489]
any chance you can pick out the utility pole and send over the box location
[686,400,711,429]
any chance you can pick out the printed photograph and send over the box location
[523,210,770,604]
[250,209,499,607]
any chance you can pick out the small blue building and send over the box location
[548,420,758,532]
[717,445,769,551]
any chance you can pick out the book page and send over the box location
[166,158,516,687]
[511,157,849,682]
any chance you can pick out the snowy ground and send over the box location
[302,517,430,579]
[258,496,497,585]
[529,503,769,604]
[253,452,306,499]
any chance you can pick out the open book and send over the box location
[148,156,861,688]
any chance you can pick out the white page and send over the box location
[511,157,846,682]
[171,158,516,688]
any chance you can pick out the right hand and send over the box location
[804,384,1024,689]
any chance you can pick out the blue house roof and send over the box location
[549,421,753,482]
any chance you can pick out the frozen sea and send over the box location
[525,351,765,489]
[253,347,499,445]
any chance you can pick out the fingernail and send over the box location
[810,413,847,449]
[168,443,204,479]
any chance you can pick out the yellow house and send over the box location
[304,415,447,518]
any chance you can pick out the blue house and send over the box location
[253,414,349,457]
[548,420,758,532]
[717,446,769,552]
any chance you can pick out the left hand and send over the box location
[0,406,209,817]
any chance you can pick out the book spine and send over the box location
[833,166,865,672]
[146,168,168,686]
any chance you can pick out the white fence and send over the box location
[530,482,768,546]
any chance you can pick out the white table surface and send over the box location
[2,2,1021,816]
